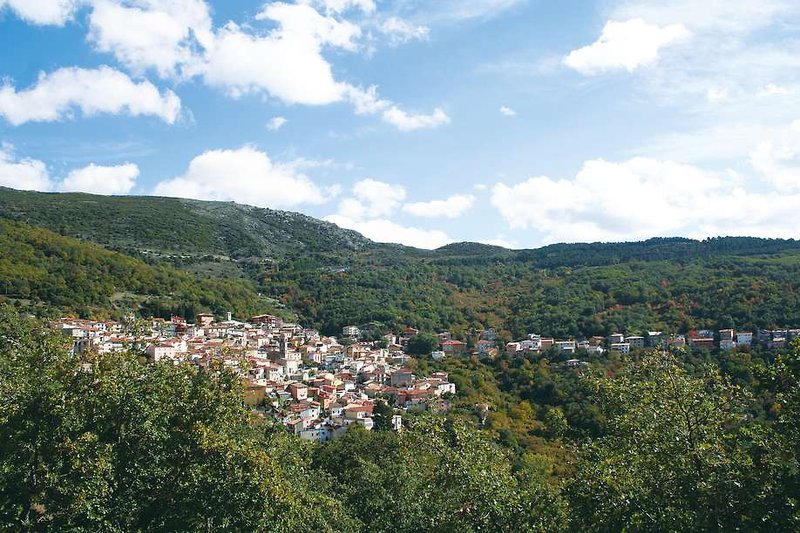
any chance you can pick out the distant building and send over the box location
[608,333,625,345]
[626,336,645,349]
[610,342,630,354]
[342,325,360,338]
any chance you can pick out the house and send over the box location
[342,325,360,338]
[146,343,177,362]
[441,340,467,355]
[391,414,403,432]
[626,336,645,349]
[647,332,666,347]
[196,313,215,327]
[609,333,625,345]
[556,340,576,354]
[251,314,282,328]
[288,382,308,401]
[476,339,495,355]
[431,350,446,361]
[737,332,753,346]
[689,337,715,349]
[610,343,630,354]
[391,368,414,388]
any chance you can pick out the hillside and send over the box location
[4,187,800,337]
[0,186,372,261]
[0,218,282,320]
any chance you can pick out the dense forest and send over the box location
[1,309,798,531]
[0,219,284,321]
[3,189,800,340]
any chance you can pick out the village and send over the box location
[56,312,797,443]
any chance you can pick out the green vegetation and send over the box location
[2,309,799,530]
[0,219,281,320]
[5,188,800,340]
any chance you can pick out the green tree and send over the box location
[567,352,789,531]
[313,415,567,532]
[405,333,439,356]
[0,307,356,531]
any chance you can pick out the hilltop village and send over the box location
[56,313,796,442]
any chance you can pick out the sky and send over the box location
[2,0,800,249]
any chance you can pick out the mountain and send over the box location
[0,186,372,260]
[4,187,800,337]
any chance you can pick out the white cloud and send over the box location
[0,0,78,26]
[491,157,762,243]
[344,86,450,131]
[403,194,475,218]
[60,163,139,195]
[0,145,52,191]
[5,0,447,131]
[324,214,453,249]
[381,106,450,131]
[612,0,796,34]
[153,146,334,208]
[327,177,453,248]
[87,0,213,78]
[751,119,800,190]
[380,17,429,45]
[499,105,516,116]
[306,0,375,14]
[200,3,359,105]
[0,66,181,125]
[564,18,690,75]
[267,116,288,131]
[343,178,406,218]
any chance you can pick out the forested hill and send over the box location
[0,218,280,320]
[0,187,372,261]
[4,187,800,337]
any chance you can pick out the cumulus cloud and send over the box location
[490,155,800,244]
[345,86,450,131]
[88,0,213,78]
[153,146,333,208]
[324,214,453,249]
[564,18,690,75]
[267,116,288,131]
[60,163,139,195]
[0,66,181,125]
[199,2,359,104]
[0,145,52,191]
[326,177,453,248]
[0,0,78,26]
[380,17,429,45]
[382,106,451,131]
[0,145,139,195]
[337,178,406,218]
[403,194,475,218]
[499,105,516,116]
[5,0,447,131]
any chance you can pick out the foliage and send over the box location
[0,219,279,320]
[567,353,800,532]
[405,333,440,355]
[0,308,354,531]
[312,416,568,532]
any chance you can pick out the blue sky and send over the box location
[2,0,800,249]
